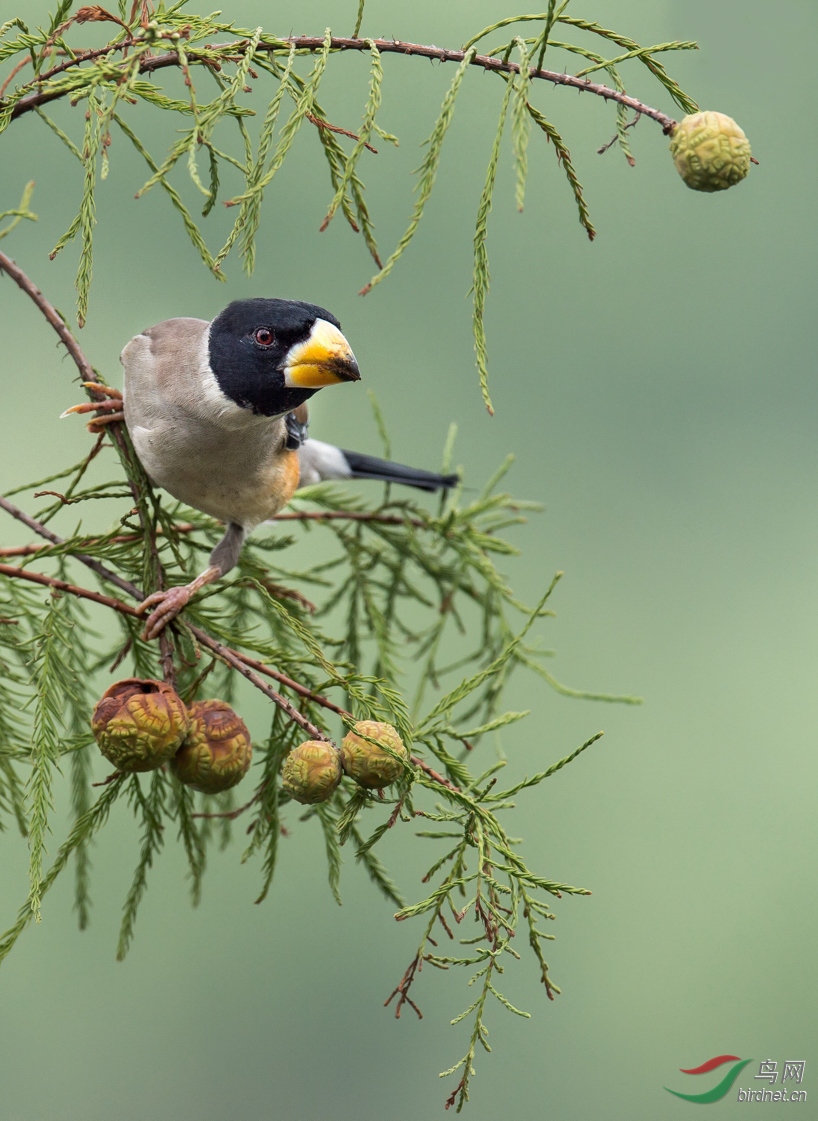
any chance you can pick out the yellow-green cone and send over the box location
[91,678,189,773]
[281,740,342,805]
[171,699,252,794]
[669,111,751,193]
[340,721,407,790]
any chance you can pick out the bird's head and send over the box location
[208,298,360,417]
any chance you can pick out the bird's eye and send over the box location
[254,327,275,347]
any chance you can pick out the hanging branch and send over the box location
[0,6,707,407]
[5,36,683,132]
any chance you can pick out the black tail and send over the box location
[340,449,459,492]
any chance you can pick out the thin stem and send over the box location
[6,37,679,133]
[0,249,98,383]
[413,756,461,792]
[0,513,428,559]
[192,634,330,742]
[0,249,143,542]
[0,494,139,601]
[0,562,140,616]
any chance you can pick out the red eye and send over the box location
[254,327,274,346]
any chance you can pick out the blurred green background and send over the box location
[0,1,815,1118]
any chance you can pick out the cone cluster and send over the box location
[93,685,408,806]
[282,720,408,805]
[91,679,252,793]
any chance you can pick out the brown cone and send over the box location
[91,678,189,773]
[171,699,252,794]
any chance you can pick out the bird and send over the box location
[65,297,458,639]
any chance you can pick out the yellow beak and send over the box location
[283,319,360,388]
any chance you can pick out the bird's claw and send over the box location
[83,381,122,400]
[136,585,192,640]
[61,383,125,432]
[136,567,221,641]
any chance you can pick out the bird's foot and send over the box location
[136,566,221,640]
[61,383,125,432]
[137,586,193,640]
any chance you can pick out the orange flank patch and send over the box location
[276,450,301,512]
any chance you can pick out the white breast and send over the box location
[121,319,288,528]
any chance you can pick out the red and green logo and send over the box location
[665,1055,754,1103]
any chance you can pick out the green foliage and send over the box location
[0,421,636,1108]
[24,591,80,922]
[0,179,36,239]
[0,0,706,1108]
[0,1,697,404]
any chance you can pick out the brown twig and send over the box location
[92,769,124,787]
[0,250,99,383]
[191,782,266,820]
[384,951,424,1019]
[0,562,141,615]
[0,56,32,100]
[386,792,407,829]
[0,249,142,526]
[251,576,316,614]
[0,524,199,558]
[191,632,331,742]
[0,510,429,560]
[108,636,132,672]
[6,36,679,133]
[0,251,135,497]
[180,655,217,703]
[74,6,131,34]
[0,251,177,679]
[229,651,347,715]
[0,524,189,560]
[597,111,641,158]
[0,493,140,601]
[142,508,175,685]
[0,506,432,564]
[438,909,455,940]
[413,755,460,792]
[444,1077,466,1111]
[32,41,139,87]
[305,111,378,153]
[0,544,50,558]
[33,490,71,504]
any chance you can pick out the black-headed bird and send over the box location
[66,298,457,638]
